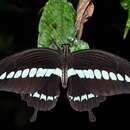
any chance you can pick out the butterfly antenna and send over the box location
[30,109,38,122]
[88,109,96,122]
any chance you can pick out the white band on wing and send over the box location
[0,67,62,80]
[0,67,130,83]
[67,68,130,82]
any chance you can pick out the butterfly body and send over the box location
[0,45,130,122]
[60,44,71,88]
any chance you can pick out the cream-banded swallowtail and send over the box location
[0,44,130,122]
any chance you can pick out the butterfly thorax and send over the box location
[61,44,70,88]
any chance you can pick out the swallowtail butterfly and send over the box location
[0,44,130,122]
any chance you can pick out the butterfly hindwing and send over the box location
[21,75,61,111]
[67,75,106,111]
[0,48,62,111]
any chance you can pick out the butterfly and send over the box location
[0,44,130,122]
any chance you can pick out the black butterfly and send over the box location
[0,44,130,122]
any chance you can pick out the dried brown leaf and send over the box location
[75,0,94,39]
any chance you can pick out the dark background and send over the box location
[0,0,130,129]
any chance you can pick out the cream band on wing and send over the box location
[0,68,130,83]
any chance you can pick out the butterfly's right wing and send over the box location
[67,49,130,121]
[0,48,62,111]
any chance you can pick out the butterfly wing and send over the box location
[67,73,106,122]
[68,49,130,96]
[67,49,130,121]
[0,48,62,111]
[21,74,60,111]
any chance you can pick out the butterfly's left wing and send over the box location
[0,48,62,111]
[67,49,130,121]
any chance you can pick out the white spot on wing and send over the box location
[36,68,47,77]
[0,72,6,80]
[83,70,89,78]
[73,96,80,101]
[54,68,62,77]
[40,94,46,101]
[102,70,109,80]
[75,70,85,78]
[68,95,73,100]
[22,69,29,78]
[125,75,130,82]
[94,69,102,79]
[88,69,94,79]
[117,73,124,81]
[29,68,37,77]
[67,68,76,77]
[47,96,53,101]
[54,95,58,100]
[88,93,95,99]
[81,94,88,101]
[14,70,22,78]
[33,92,40,98]
[109,72,117,80]
[45,69,55,77]
[7,71,15,79]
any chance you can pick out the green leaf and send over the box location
[120,0,130,38]
[70,39,90,52]
[120,0,130,10]
[37,0,76,48]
